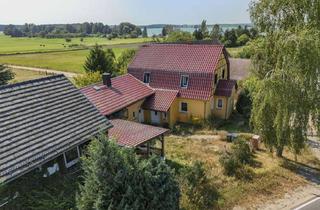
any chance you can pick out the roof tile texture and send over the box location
[81,74,154,116]
[0,75,110,183]
[214,79,237,97]
[109,119,168,147]
[128,44,226,100]
[142,89,178,112]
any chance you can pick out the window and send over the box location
[214,74,218,85]
[222,69,225,78]
[217,99,223,109]
[143,72,150,84]
[180,75,189,88]
[64,147,80,168]
[133,112,136,118]
[163,113,167,120]
[180,102,188,112]
[154,111,158,115]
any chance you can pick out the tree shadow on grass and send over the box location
[166,159,188,175]
[281,157,320,185]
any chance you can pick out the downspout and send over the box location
[225,98,228,119]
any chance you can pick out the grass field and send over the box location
[0,34,151,54]
[10,69,49,83]
[165,126,320,209]
[1,48,128,73]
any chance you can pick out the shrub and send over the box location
[181,161,219,210]
[73,72,102,88]
[232,138,253,164]
[219,138,254,179]
[219,153,241,176]
[65,38,72,42]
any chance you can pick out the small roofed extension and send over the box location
[128,43,237,124]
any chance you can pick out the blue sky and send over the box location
[1,0,252,25]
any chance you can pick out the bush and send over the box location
[232,138,253,165]
[73,72,102,88]
[219,138,254,179]
[181,161,219,210]
[65,38,72,42]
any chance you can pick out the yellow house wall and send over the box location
[126,99,145,122]
[213,86,236,119]
[172,98,209,123]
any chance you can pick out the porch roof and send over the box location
[142,89,178,112]
[109,119,168,147]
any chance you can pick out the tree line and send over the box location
[3,22,143,38]
[160,21,258,48]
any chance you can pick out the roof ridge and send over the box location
[152,88,179,93]
[0,74,66,91]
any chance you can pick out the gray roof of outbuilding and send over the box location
[0,75,112,183]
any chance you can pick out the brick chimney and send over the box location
[102,73,112,88]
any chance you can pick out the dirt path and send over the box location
[7,65,79,78]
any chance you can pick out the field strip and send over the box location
[7,65,79,78]
[0,42,145,56]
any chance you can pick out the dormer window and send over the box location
[180,75,189,88]
[143,72,150,84]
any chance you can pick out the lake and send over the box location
[146,24,251,36]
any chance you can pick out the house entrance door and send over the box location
[151,111,160,124]
[138,109,144,122]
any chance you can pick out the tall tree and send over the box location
[77,134,180,210]
[116,49,136,74]
[142,26,148,38]
[210,24,222,41]
[199,20,209,39]
[249,0,320,157]
[84,45,116,75]
[0,65,14,85]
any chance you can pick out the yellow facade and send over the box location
[126,99,145,122]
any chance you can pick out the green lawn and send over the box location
[0,34,151,54]
[0,48,128,73]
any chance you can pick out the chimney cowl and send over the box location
[102,73,112,87]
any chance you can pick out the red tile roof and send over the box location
[128,44,227,101]
[128,69,214,100]
[214,80,237,97]
[81,74,154,116]
[109,119,168,147]
[129,44,224,73]
[142,89,178,112]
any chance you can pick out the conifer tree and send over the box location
[77,134,180,210]
[84,44,116,75]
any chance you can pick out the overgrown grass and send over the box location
[165,132,320,209]
[0,48,127,73]
[10,69,50,83]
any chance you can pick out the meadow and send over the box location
[0,34,151,54]
[0,48,128,73]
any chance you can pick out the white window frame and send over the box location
[63,146,80,168]
[143,72,151,84]
[180,75,189,88]
[217,99,223,109]
[180,102,188,113]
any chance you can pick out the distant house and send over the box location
[0,75,112,184]
[82,43,237,128]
